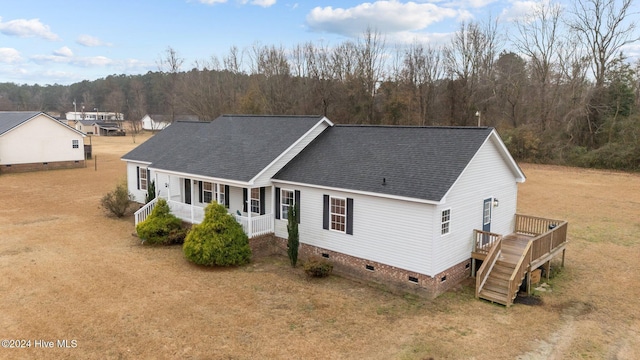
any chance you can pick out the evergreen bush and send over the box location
[145,180,157,204]
[287,203,299,267]
[136,198,183,245]
[182,202,251,266]
[101,180,134,218]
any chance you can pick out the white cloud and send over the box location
[501,0,541,22]
[0,48,22,63]
[250,0,276,7]
[76,34,111,47]
[0,17,59,41]
[53,46,73,57]
[306,1,461,38]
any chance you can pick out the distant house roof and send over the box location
[273,125,511,202]
[146,114,199,123]
[122,115,328,183]
[0,111,85,137]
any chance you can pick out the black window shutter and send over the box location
[198,181,203,203]
[243,188,248,213]
[147,169,150,188]
[136,166,140,190]
[323,195,329,230]
[346,198,354,235]
[224,185,230,208]
[275,187,281,219]
[259,187,266,215]
[295,190,301,224]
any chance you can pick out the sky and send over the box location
[0,0,638,86]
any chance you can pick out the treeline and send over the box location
[1,1,639,170]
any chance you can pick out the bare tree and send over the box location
[514,1,564,130]
[157,46,184,121]
[569,0,639,88]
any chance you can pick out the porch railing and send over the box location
[167,199,205,224]
[134,197,158,225]
[234,213,274,237]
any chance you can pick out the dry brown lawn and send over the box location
[1,133,639,359]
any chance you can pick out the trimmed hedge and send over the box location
[303,257,333,278]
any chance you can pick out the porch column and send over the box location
[190,179,195,223]
[167,175,171,200]
[215,183,221,204]
[271,185,276,233]
[247,187,252,238]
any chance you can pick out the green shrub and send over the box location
[303,257,333,278]
[145,180,157,204]
[101,180,134,218]
[136,198,183,245]
[182,202,251,266]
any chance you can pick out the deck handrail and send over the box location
[473,230,503,255]
[475,236,502,298]
[507,240,533,307]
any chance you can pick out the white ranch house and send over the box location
[122,114,568,301]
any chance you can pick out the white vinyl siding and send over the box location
[0,114,84,165]
[432,136,519,274]
[273,183,434,275]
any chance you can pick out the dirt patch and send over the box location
[0,135,639,359]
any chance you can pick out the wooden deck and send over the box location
[472,214,568,307]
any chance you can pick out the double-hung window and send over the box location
[330,197,346,233]
[138,167,148,191]
[202,182,213,203]
[441,209,451,235]
[281,189,294,219]
[250,188,260,214]
[72,139,79,149]
[215,184,225,205]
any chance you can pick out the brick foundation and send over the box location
[251,235,471,298]
[0,160,85,174]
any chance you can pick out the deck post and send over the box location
[545,261,551,281]
[526,270,531,295]
[561,249,566,267]
[471,258,476,278]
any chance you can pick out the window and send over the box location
[330,197,346,232]
[215,184,226,205]
[251,188,260,213]
[203,182,213,203]
[72,139,79,149]
[441,209,451,235]
[138,167,147,191]
[281,189,294,219]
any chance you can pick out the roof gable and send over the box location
[122,115,328,182]
[274,125,498,202]
[0,111,85,137]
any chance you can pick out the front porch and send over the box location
[471,214,568,307]
[134,175,275,238]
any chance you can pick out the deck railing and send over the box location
[507,241,533,307]
[473,230,503,255]
[515,214,561,236]
[475,236,502,298]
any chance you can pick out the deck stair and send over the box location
[477,244,526,305]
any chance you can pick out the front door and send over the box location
[184,179,191,205]
[482,198,492,232]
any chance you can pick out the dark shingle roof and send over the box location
[274,125,495,202]
[122,115,326,182]
[0,111,40,135]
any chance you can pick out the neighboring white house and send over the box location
[72,120,125,136]
[122,115,526,297]
[0,112,86,173]
[140,114,199,131]
[66,111,123,121]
